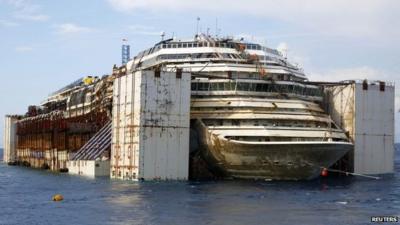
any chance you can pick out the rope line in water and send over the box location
[320,167,380,180]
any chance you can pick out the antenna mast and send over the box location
[196,17,200,35]
[161,31,165,41]
[215,18,218,37]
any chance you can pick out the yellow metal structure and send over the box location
[83,76,95,85]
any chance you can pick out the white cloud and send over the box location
[107,0,400,40]
[15,46,33,52]
[0,19,19,27]
[15,13,48,22]
[3,0,49,22]
[55,23,93,35]
[307,66,393,82]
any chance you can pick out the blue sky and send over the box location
[0,0,399,146]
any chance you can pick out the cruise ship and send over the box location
[7,33,353,180]
[126,34,353,180]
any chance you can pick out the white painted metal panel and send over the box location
[327,82,395,175]
[68,160,110,177]
[111,70,190,180]
[354,83,394,174]
[3,116,18,163]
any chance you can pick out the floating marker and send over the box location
[52,194,64,202]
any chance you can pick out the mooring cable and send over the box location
[320,167,380,180]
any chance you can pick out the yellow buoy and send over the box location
[52,194,64,202]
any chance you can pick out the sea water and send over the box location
[0,147,399,225]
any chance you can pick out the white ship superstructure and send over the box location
[127,34,352,180]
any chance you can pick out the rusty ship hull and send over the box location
[195,119,352,180]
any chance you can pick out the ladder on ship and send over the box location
[71,121,112,160]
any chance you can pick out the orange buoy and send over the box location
[321,168,328,177]
[52,194,64,202]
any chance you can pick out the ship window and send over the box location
[193,43,198,47]
[293,85,299,94]
[288,85,294,93]
[317,88,323,96]
[311,89,316,96]
[177,43,182,48]
[304,87,311,95]
[263,84,270,92]
[221,43,226,48]
[172,44,177,48]
[198,42,203,47]
[198,83,208,91]
[224,82,232,90]
[297,86,304,95]
[303,88,309,95]
[313,89,318,96]
[210,83,218,91]
[279,84,288,92]
[215,43,220,47]
[237,82,249,91]
[183,43,187,48]
[312,88,317,96]
[249,83,256,92]
[232,120,240,126]
[256,83,263,92]
[188,43,192,47]
[231,82,236,90]
[191,83,197,91]
[167,44,171,48]
[305,88,312,96]
[218,83,224,90]
[162,44,166,48]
